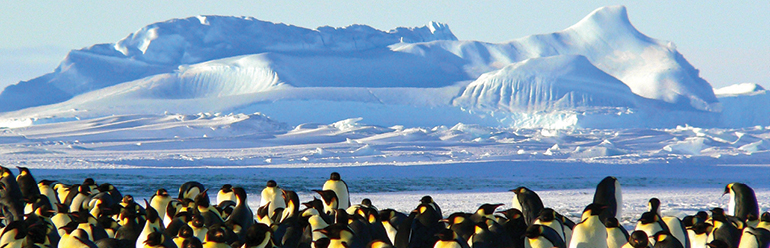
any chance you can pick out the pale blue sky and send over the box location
[1,1,767,90]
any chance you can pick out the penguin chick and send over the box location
[622,231,651,248]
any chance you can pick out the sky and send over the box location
[1,1,767,90]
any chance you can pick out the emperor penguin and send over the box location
[58,227,99,248]
[380,209,407,245]
[593,176,622,223]
[442,212,475,241]
[224,186,253,239]
[662,216,690,248]
[215,184,235,206]
[606,217,630,248]
[497,208,528,248]
[525,224,566,248]
[737,226,770,248]
[622,231,652,248]
[260,180,286,220]
[420,195,443,218]
[635,212,668,245]
[0,166,25,222]
[16,167,40,203]
[534,208,571,245]
[707,208,741,248]
[394,202,444,248]
[135,202,166,248]
[38,180,60,211]
[149,188,173,225]
[569,203,608,248]
[510,186,545,226]
[724,183,759,222]
[323,172,351,210]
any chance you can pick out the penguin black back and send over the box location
[510,186,544,226]
[724,182,759,222]
[592,176,621,223]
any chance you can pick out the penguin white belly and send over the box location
[150,197,171,222]
[434,241,463,248]
[738,228,760,248]
[70,194,88,212]
[607,228,627,248]
[663,216,689,248]
[613,180,623,220]
[728,190,736,216]
[688,231,707,248]
[260,187,286,218]
[382,221,398,244]
[323,180,350,209]
[570,217,608,248]
[527,237,555,248]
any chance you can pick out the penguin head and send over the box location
[707,240,730,248]
[232,187,247,202]
[723,183,733,196]
[510,186,530,195]
[190,213,205,228]
[497,208,524,220]
[761,212,770,222]
[537,208,556,222]
[605,217,621,228]
[435,228,457,241]
[524,224,544,239]
[647,198,660,213]
[155,188,169,197]
[330,172,341,181]
[442,212,469,225]
[710,208,727,221]
[17,166,30,176]
[181,237,204,248]
[473,220,490,234]
[82,178,96,187]
[581,203,606,220]
[689,222,711,235]
[143,231,165,246]
[205,226,228,243]
[38,179,57,187]
[419,195,435,205]
[266,180,278,188]
[313,190,339,207]
[476,203,504,216]
[0,166,13,178]
[220,184,233,193]
[361,198,373,208]
[638,211,659,224]
[316,223,354,241]
[628,230,649,248]
[652,231,671,243]
[193,189,210,208]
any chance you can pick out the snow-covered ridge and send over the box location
[0,6,758,129]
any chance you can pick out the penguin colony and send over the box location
[0,167,768,248]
